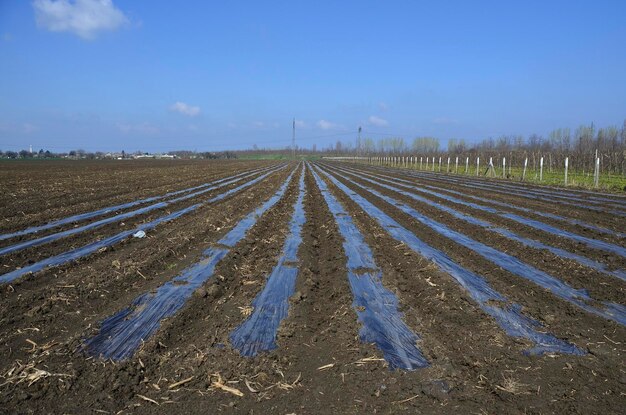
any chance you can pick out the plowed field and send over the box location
[1,160,624,414]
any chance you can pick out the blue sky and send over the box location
[1,0,625,152]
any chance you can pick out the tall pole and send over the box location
[357,126,362,159]
[292,118,296,160]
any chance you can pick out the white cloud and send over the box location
[368,115,388,127]
[316,119,337,130]
[33,0,129,40]
[170,102,201,117]
[294,119,307,128]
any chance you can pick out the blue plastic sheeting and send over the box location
[322,166,626,327]
[330,165,626,282]
[0,165,287,285]
[310,165,428,370]
[357,166,626,257]
[0,166,277,257]
[313,164,584,356]
[380,166,626,226]
[0,166,269,242]
[364,166,626,239]
[230,165,306,356]
[83,167,298,361]
[403,168,626,212]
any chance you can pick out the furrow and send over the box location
[0,165,270,242]
[0,165,287,284]
[82,166,298,360]
[329,163,626,281]
[310,163,430,370]
[313,163,584,355]
[320,165,626,326]
[230,164,306,356]
[359,164,626,238]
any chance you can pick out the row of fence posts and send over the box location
[364,155,603,187]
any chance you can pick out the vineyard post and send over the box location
[465,156,469,174]
[476,157,480,176]
[503,157,506,178]
[564,157,569,186]
[455,156,459,173]
[540,157,544,181]
[522,158,528,181]
[594,157,600,188]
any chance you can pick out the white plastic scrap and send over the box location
[133,230,146,238]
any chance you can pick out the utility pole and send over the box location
[292,118,296,160]
[357,126,362,159]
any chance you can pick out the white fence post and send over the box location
[564,157,569,186]
[540,157,544,181]
[502,157,506,178]
[438,156,442,172]
[447,157,450,172]
[465,156,469,174]
[455,156,459,174]
[522,157,528,181]
[594,157,600,188]
[420,156,423,170]
[476,157,480,176]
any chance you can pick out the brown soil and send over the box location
[0,160,624,414]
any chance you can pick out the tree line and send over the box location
[329,121,626,174]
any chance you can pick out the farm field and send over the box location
[0,160,624,414]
